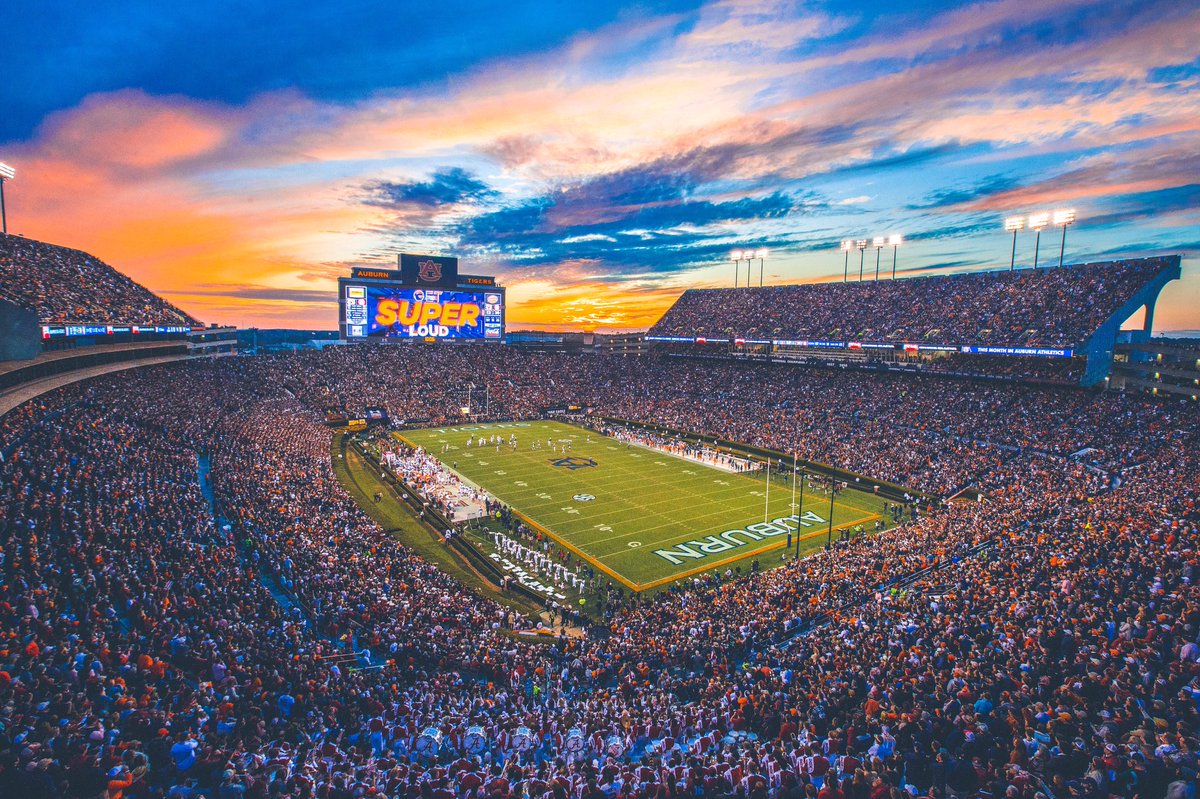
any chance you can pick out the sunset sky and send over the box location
[2,0,1198,332]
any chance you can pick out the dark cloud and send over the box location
[439,148,815,275]
[908,174,1022,210]
[893,259,976,275]
[822,144,968,177]
[1146,56,1200,85]
[1085,184,1200,227]
[459,198,553,243]
[364,167,496,208]
[560,167,694,208]
[454,185,800,275]
[184,285,334,304]
[902,221,998,243]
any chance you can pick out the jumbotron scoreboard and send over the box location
[338,253,504,342]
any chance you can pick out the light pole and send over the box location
[1053,209,1076,268]
[793,461,805,559]
[873,236,884,282]
[0,163,14,235]
[755,248,768,287]
[1004,216,1025,271]
[856,239,867,281]
[763,458,770,523]
[826,479,835,549]
[889,234,903,279]
[1029,212,1049,269]
[840,240,853,282]
[730,250,743,288]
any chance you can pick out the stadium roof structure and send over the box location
[647,256,1182,386]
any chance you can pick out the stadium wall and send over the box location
[0,300,40,361]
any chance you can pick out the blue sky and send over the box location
[2,0,1198,330]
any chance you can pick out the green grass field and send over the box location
[398,420,888,591]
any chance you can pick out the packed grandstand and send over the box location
[0,235,1196,799]
[0,235,199,327]
[648,258,1173,348]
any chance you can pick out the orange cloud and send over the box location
[33,90,230,173]
[506,275,682,332]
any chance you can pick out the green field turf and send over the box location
[397,420,887,590]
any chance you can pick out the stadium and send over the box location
[1,5,1199,799]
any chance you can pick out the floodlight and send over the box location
[841,240,853,251]
[1004,216,1024,232]
[873,236,885,247]
[731,250,743,260]
[1053,209,1077,267]
[1029,212,1050,230]
[888,234,903,279]
[856,239,867,249]
[755,248,769,259]
[0,162,12,234]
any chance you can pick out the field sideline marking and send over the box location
[511,510,642,592]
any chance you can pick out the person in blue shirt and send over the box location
[170,737,199,772]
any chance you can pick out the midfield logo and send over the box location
[549,456,597,471]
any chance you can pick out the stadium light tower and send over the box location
[730,250,743,288]
[1004,216,1025,271]
[755,248,768,287]
[840,240,853,282]
[856,239,867,281]
[0,162,14,235]
[872,236,885,282]
[889,234,903,279]
[1053,208,1076,268]
[1029,212,1050,269]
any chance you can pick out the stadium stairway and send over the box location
[196,452,382,669]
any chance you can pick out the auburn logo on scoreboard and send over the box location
[418,259,442,282]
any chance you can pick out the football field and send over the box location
[397,420,886,591]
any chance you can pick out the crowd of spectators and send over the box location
[649,259,1173,348]
[0,234,200,326]
[0,345,1196,799]
[263,346,1173,496]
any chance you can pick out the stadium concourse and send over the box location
[1,337,1197,799]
